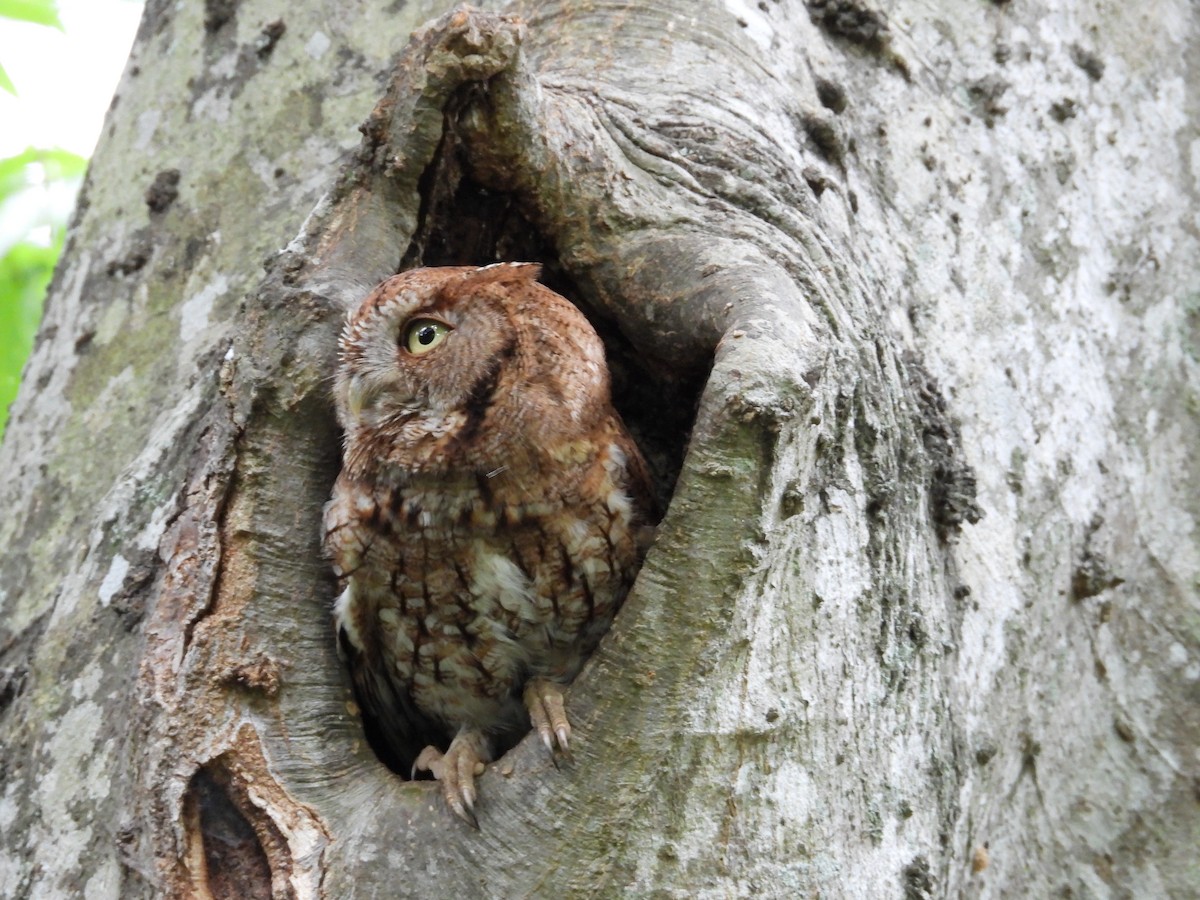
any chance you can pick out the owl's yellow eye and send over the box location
[402,319,451,355]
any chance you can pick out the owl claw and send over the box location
[412,745,444,781]
[414,733,488,827]
[524,678,572,760]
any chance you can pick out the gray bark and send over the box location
[1,1,1197,898]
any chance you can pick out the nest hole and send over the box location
[183,761,277,899]
[344,123,702,779]
[400,125,698,516]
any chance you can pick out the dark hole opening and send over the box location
[400,124,699,511]
[342,120,703,778]
[185,765,274,900]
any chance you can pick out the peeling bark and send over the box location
[1,1,1197,898]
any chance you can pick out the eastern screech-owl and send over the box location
[323,263,653,825]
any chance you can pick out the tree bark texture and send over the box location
[1,1,1197,898]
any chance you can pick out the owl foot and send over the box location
[413,731,489,828]
[524,677,572,759]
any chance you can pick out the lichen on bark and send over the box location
[1,1,1197,898]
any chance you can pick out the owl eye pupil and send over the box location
[403,318,450,355]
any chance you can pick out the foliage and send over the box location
[0,1,79,437]
[0,0,63,93]
[0,149,84,434]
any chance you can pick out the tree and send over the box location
[1,1,1196,897]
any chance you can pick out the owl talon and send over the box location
[524,677,572,759]
[412,745,445,781]
[414,733,488,827]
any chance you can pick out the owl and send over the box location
[323,263,654,825]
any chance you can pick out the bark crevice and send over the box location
[184,763,276,900]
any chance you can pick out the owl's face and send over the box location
[336,270,515,430]
[334,264,610,478]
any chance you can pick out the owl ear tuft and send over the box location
[475,261,543,284]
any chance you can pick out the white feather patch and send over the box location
[333,584,365,652]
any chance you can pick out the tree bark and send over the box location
[1,1,1197,898]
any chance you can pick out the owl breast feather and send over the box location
[328,438,640,737]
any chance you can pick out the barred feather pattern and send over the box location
[323,264,653,799]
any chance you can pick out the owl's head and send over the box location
[334,263,612,476]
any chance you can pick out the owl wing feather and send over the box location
[613,416,659,525]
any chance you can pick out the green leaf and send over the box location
[0,60,13,95]
[0,238,59,437]
[0,147,87,203]
[0,145,82,437]
[0,0,62,29]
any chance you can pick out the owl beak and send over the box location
[345,376,376,421]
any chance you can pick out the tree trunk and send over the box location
[1,1,1196,897]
